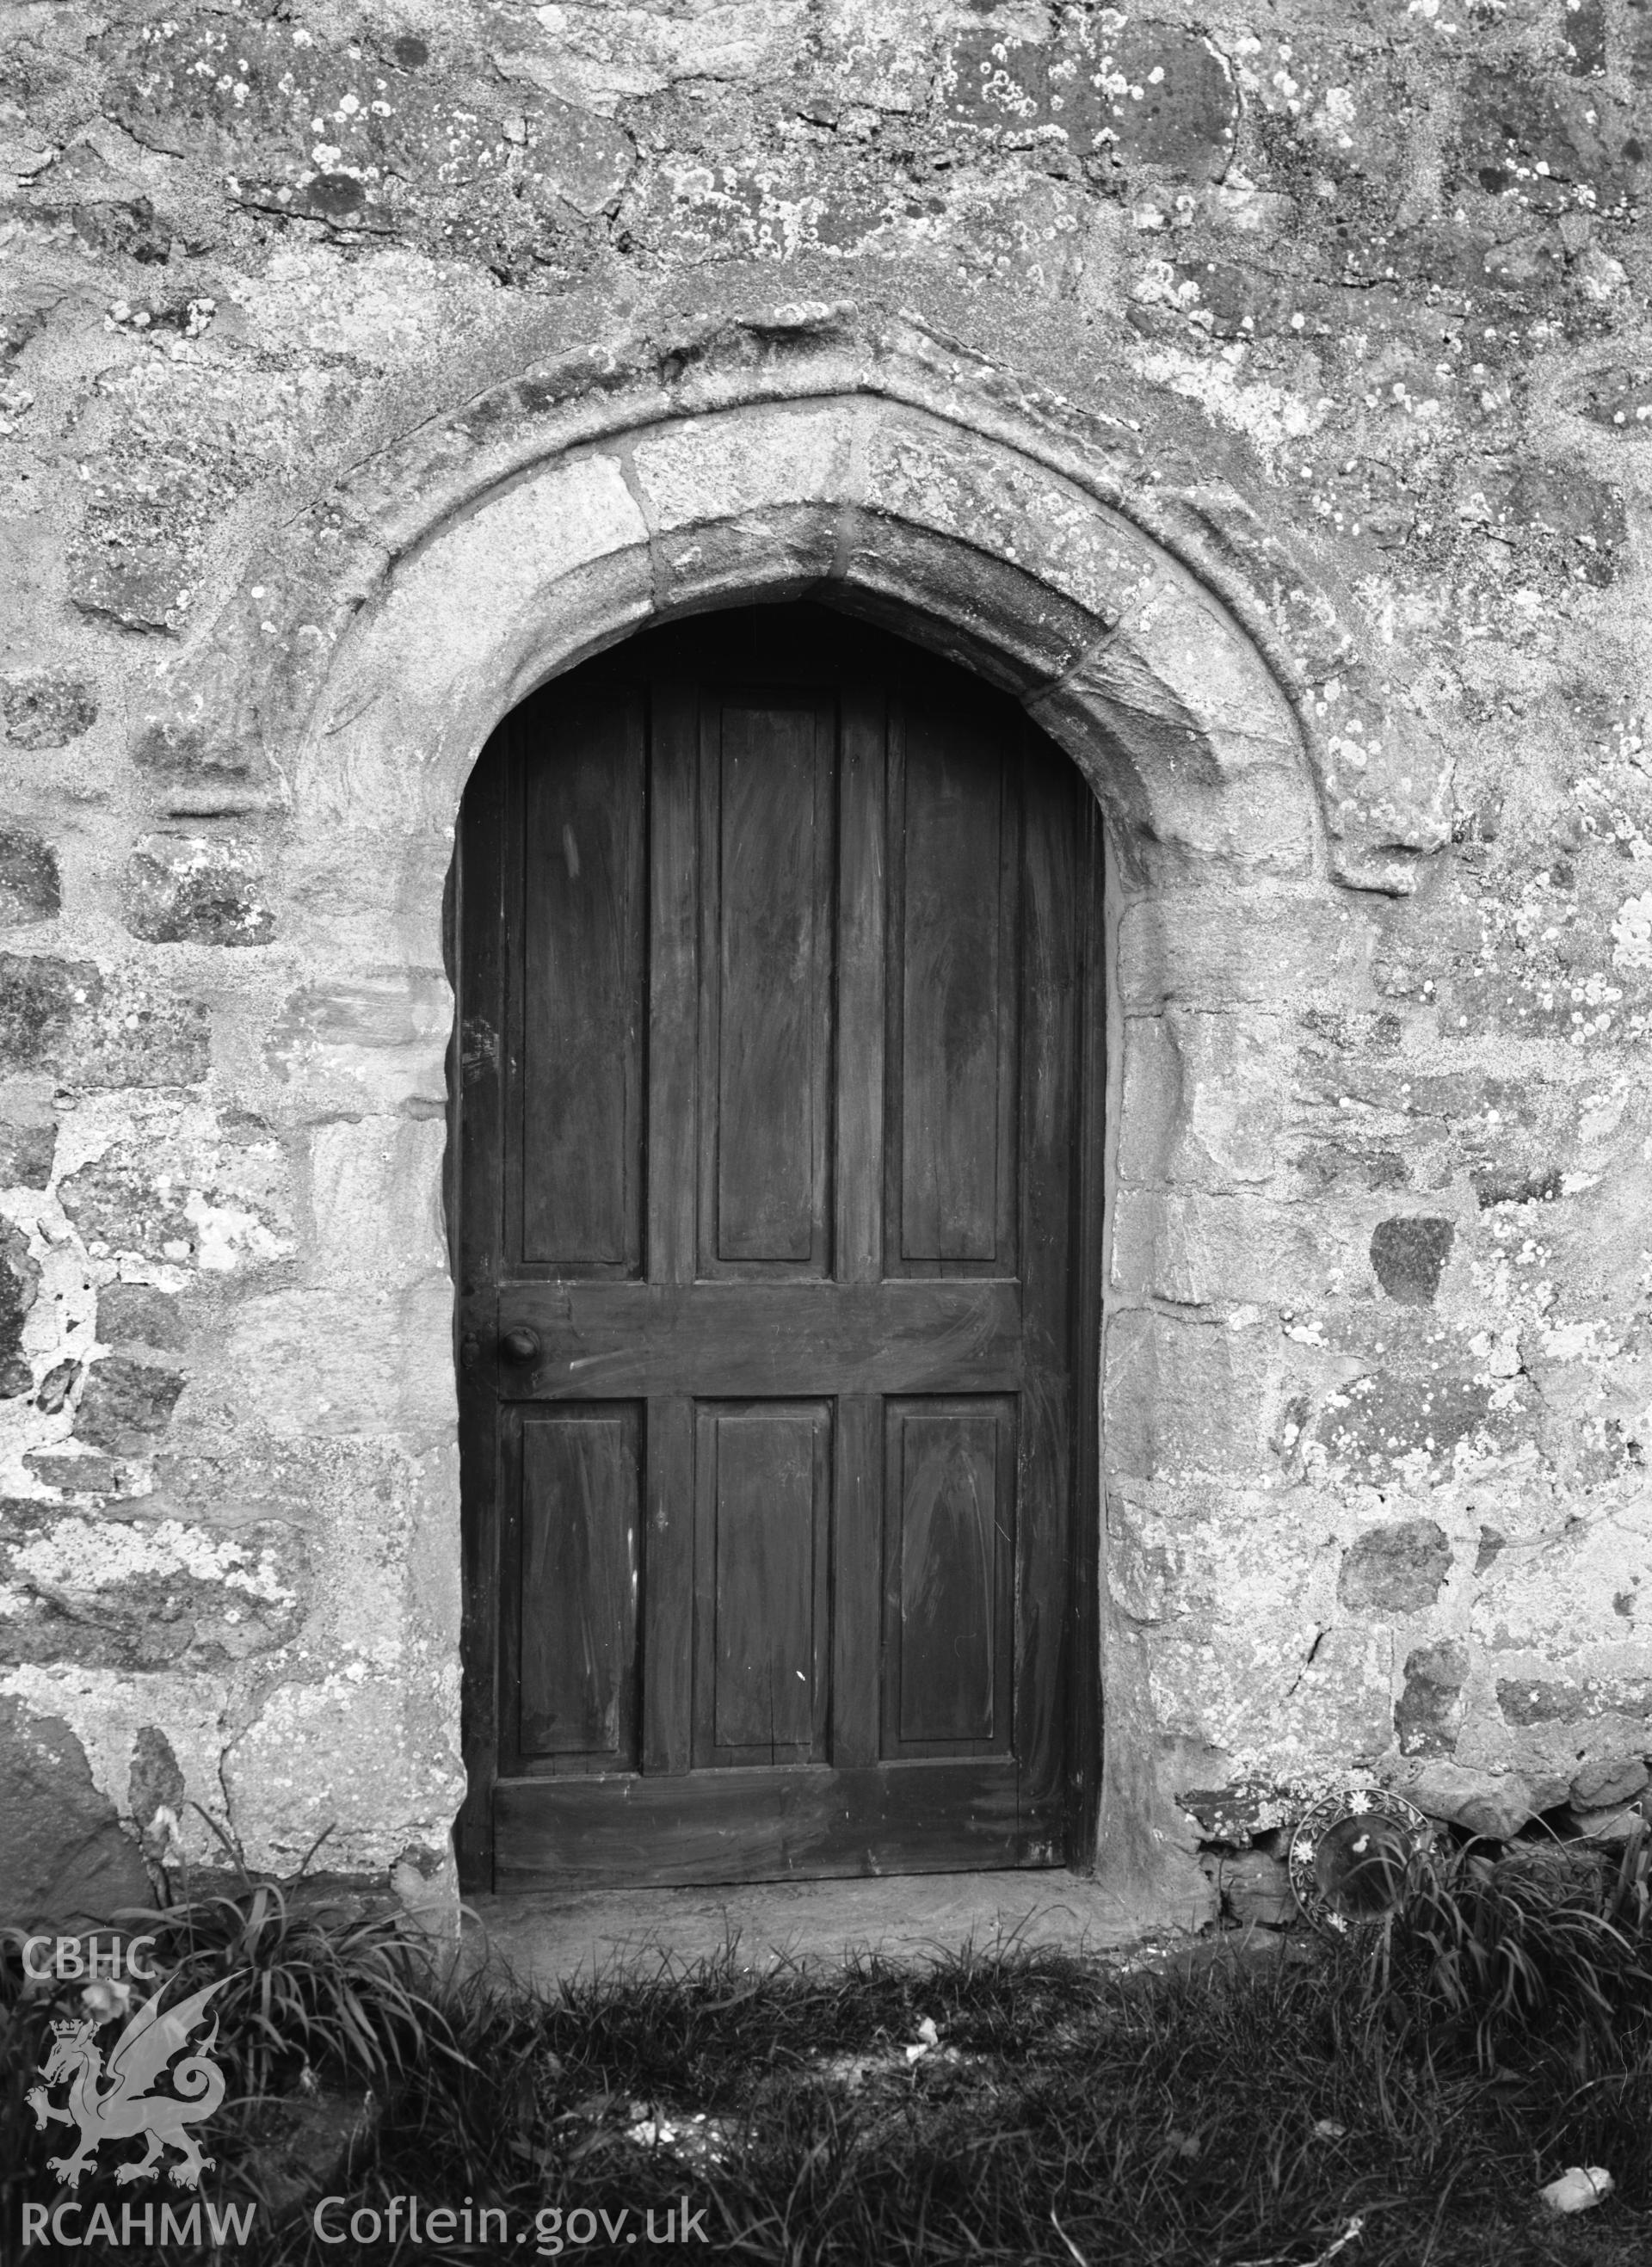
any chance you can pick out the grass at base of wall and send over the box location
[5,1836,1652,2264]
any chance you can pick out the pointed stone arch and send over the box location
[150,309,1453,1916]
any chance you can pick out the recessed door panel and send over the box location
[696,1400,831,1765]
[515,1404,641,1765]
[704,701,835,1273]
[517,694,645,1272]
[885,1398,1014,1754]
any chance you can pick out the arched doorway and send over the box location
[452,604,1105,1892]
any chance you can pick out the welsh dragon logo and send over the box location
[26,1977,230,2191]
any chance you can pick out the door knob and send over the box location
[500,1327,541,1364]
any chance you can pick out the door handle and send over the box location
[500,1327,541,1365]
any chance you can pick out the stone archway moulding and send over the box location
[151,303,1452,898]
[124,305,1457,1911]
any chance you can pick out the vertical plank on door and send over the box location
[642,1395,694,1774]
[835,687,886,1287]
[649,684,700,1289]
[519,694,644,1270]
[703,700,835,1272]
[517,1405,642,1762]
[830,1395,882,1768]
[694,1401,831,1763]
[896,705,1009,1266]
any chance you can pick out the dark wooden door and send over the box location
[453,607,1102,1892]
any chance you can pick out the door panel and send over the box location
[515,691,645,1274]
[885,1398,1014,1755]
[695,1400,831,1765]
[894,713,1017,1269]
[455,605,1100,1890]
[514,1404,641,1765]
[703,699,835,1273]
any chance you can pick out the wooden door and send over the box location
[453,606,1102,1892]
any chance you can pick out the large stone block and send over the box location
[0,1096,55,1191]
[1111,1189,1359,1309]
[1104,1309,1274,1479]
[0,954,211,1087]
[211,1281,454,1445]
[0,828,60,928]
[222,1666,465,1877]
[838,515,1104,691]
[0,1694,152,1924]
[1338,1519,1452,1614]
[2,1499,304,1668]
[0,1213,40,1398]
[1117,889,1377,1011]
[2,668,98,749]
[304,1117,447,1289]
[630,405,855,531]
[75,1356,187,1455]
[857,412,1156,627]
[122,835,275,948]
[1369,1215,1456,1304]
[1395,1639,1470,1757]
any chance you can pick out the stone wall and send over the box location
[2,0,1649,1926]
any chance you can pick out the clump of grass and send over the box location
[9,1836,1652,2264]
[1351,1826,1652,2074]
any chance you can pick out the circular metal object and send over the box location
[1288,1786,1432,1936]
[499,1327,541,1364]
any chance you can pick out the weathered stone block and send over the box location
[66,194,173,262]
[0,1695,152,1924]
[1204,1846,1294,1928]
[122,835,275,947]
[1570,1755,1648,1808]
[1396,1639,1470,1756]
[22,1452,118,1495]
[75,1356,187,1455]
[59,1120,290,1272]
[1315,1371,1503,1485]
[304,1118,446,1289]
[1338,1519,1452,1613]
[1497,1675,1652,1727]
[630,406,854,531]
[1117,890,1376,1011]
[1105,1309,1273,1478]
[860,414,1150,629]
[840,517,1103,692]
[265,972,450,1116]
[1369,1215,1455,1304]
[941,19,1238,183]
[656,505,841,613]
[0,955,212,1087]
[2,668,98,749]
[0,1087,53,1197]
[128,1722,187,1827]
[97,1282,185,1352]
[1,1214,40,1399]
[69,544,191,633]
[1112,1189,1357,1309]
[0,827,60,929]
[1400,1761,1564,1841]
[1453,60,1644,213]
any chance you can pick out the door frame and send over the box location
[447,611,1108,1895]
